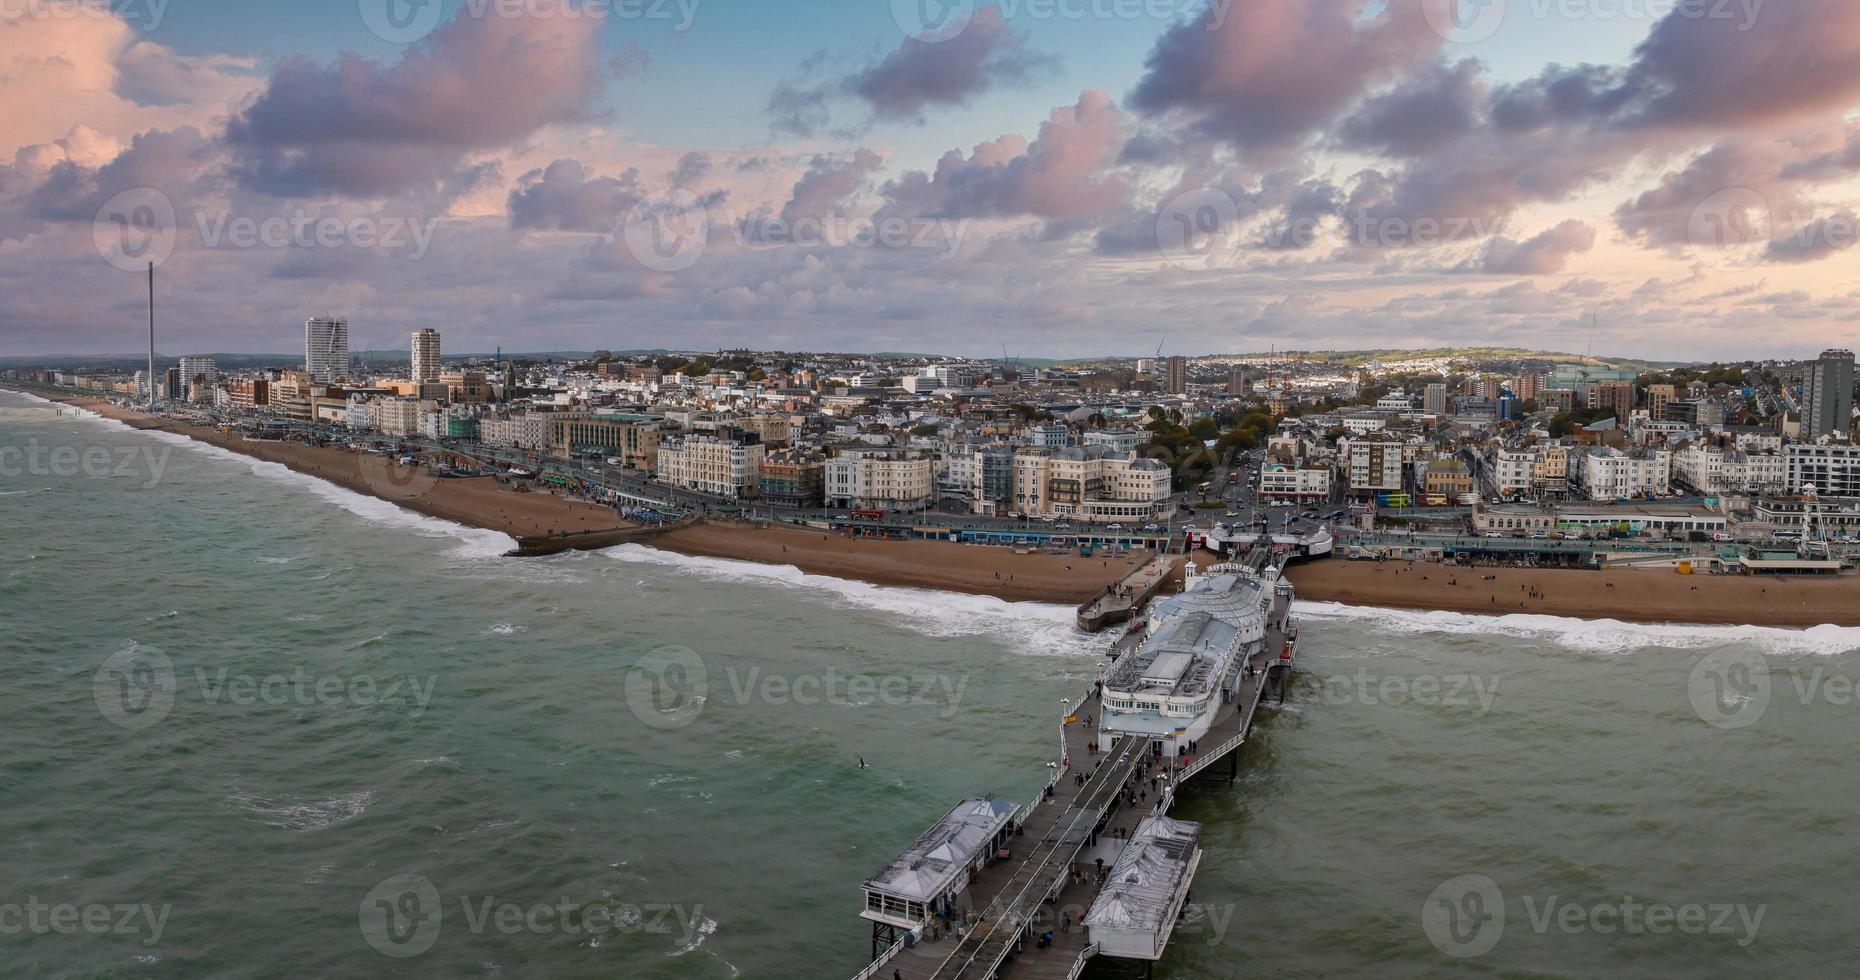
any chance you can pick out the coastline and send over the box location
[31,393,657,557]
[1280,558,1860,629]
[14,389,1860,628]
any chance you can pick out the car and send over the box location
[1530,531,1549,539]
[1225,511,1240,518]
[1143,523,1160,531]
[1106,523,1124,530]
[1054,523,1072,530]
[1482,531,1503,538]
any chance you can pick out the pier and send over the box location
[855,562,1297,980]
[1075,554,1180,632]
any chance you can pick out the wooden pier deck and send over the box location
[1075,554,1181,632]
[861,589,1295,980]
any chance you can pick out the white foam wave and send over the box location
[1293,600,1860,656]
[225,788,373,831]
[45,400,516,558]
[598,543,1100,659]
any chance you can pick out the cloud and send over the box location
[1335,58,1483,158]
[0,12,256,158]
[770,7,1045,137]
[1479,219,1596,275]
[1128,0,1440,155]
[1621,3,1860,130]
[779,148,883,225]
[224,3,606,196]
[506,159,644,232]
[882,90,1130,222]
[1765,210,1860,265]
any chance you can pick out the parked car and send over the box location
[1142,523,1160,531]
[1106,523,1124,530]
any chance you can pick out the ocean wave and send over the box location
[1292,601,1860,656]
[224,787,373,831]
[597,543,1101,660]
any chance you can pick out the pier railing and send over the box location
[1062,944,1100,980]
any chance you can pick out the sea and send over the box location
[5,386,1860,979]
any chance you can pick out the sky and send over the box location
[1,0,1857,360]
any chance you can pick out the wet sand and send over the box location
[1283,558,1860,628]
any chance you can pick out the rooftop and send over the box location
[864,796,1015,902]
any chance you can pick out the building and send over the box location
[861,796,1016,933]
[735,414,793,446]
[1226,369,1248,396]
[480,413,551,451]
[1511,372,1544,402]
[439,369,491,405]
[1028,423,1070,448]
[305,317,350,382]
[757,451,826,507]
[1663,398,1724,427]
[657,433,765,498]
[1081,429,1143,453]
[1008,446,1171,522]
[1532,446,1570,498]
[1423,383,1447,416]
[177,356,217,403]
[1803,349,1855,438]
[1576,447,1671,500]
[547,412,663,467]
[1422,458,1472,498]
[226,378,268,410]
[1493,449,1536,498]
[1343,436,1404,494]
[1786,443,1860,498]
[825,448,935,511]
[1258,462,1332,503]
[374,398,437,437]
[1721,449,1786,495]
[1588,380,1636,418]
[1164,356,1187,395]
[1646,383,1677,421]
[411,329,441,383]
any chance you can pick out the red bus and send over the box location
[850,509,886,520]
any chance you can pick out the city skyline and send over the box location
[4,2,1859,362]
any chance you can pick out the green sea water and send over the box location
[5,388,1860,979]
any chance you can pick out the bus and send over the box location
[1196,482,1212,496]
[850,509,886,521]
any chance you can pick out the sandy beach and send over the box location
[1282,557,1860,628]
[19,389,1860,627]
[654,520,1149,604]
